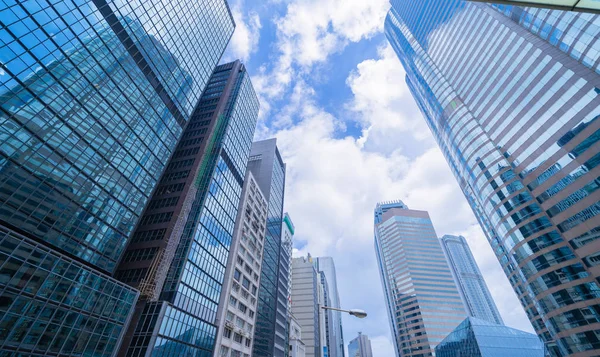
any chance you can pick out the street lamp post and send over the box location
[320,306,367,319]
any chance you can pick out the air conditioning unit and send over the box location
[225,321,234,329]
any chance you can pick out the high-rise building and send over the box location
[374,201,466,357]
[440,235,504,325]
[314,257,345,357]
[116,60,259,356]
[467,0,600,13]
[248,139,288,357]
[283,212,295,356]
[385,0,600,355]
[435,317,546,357]
[0,1,234,355]
[347,332,373,357]
[213,170,268,357]
[291,255,322,357]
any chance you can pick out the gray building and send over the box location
[0,0,234,355]
[386,0,600,355]
[347,332,373,357]
[249,139,289,357]
[314,257,345,357]
[374,201,467,357]
[117,61,260,356]
[440,235,504,325]
[214,171,268,357]
[291,255,322,357]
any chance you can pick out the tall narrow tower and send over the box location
[116,61,259,356]
[385,0,600,355]
[440,235,504,325]
[374,201,466,357]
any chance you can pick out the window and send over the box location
[220,346,229,357]
[249,310,254,319]
[226,310,234,322]
[242,277,251,290]
[234,269,241,281]
[224,328,232,339]
[238,302,247,314]
[237,256,244,265]
[245,339,251,347]
[251,285,257,296]
[229,296,237,307]
[235,317,245,328]
[233,333,243,343]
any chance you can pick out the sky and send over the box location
[221,0,534,355]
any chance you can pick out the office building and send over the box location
[435,317,546,357]
[314,257,345,357]
[214,171,268,357]
[385,0,600,355]
[291,255,322,357]
[347,332,373,357]
[283,212,295,355]
[440,235,504,325]
[249,139,288,357]
[374,201,466,356]
[467,0,600,13]
[289,314,307,357]
[0,0,234,355]
[117,61,259,356]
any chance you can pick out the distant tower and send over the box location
[291,255,322,357]
[348,332,373,357]
[315,257,345,357]
[374,201,466,357]
[440,235,504,325]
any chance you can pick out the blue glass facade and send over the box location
[374,202,466,357]
[435,317,546,357]
[248,139,287,357]
[386,1,600,355]
[122,61,259,357]
[0,0,234,355]
[440,235,504,325]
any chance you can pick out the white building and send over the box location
[289,313,306,357]
[214,172,268,357]
[291,255,322,357]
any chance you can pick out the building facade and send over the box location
[291,255,321,357]
[435,317,546,357]
[0,0,234,355]
[314,257,345,357]
[440,235,504,325]
[289,314,307,357]
[374,201,466,357]
[347,332,373,357]
[213,171,268,357]
[385,0,600,355]
[283,212,295,356]
[467,0,600,13]
[249,139,288,357]
[117,61,259,356]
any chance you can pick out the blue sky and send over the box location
[222,0,534,355]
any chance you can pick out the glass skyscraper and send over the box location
[385,1,600,355]
[374,201,467,357]
[0,0,234,355]
[314,257,345,357]
[435,317,546,357]
[117,61,259,357]
[347,332,373,357]
[440,235,504,325]
[248,139,288,357]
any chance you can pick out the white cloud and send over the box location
[262,44,534,351]
[226,5,262,62]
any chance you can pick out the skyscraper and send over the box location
[214,171,268,357]
[385,1,600,355]
[374,201,466,357]
[283,212,295,356]
[347,332,373,357]
[467,0,600,13]
[314,257,345,357]
[248,139,288,357]
[0,0,234,355]
[440,235,504,325]
[117,60,259,356]
[291,255,322,357]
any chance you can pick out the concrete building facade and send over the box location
[291,255,322,357]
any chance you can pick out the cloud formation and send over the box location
[228,1,535,355]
